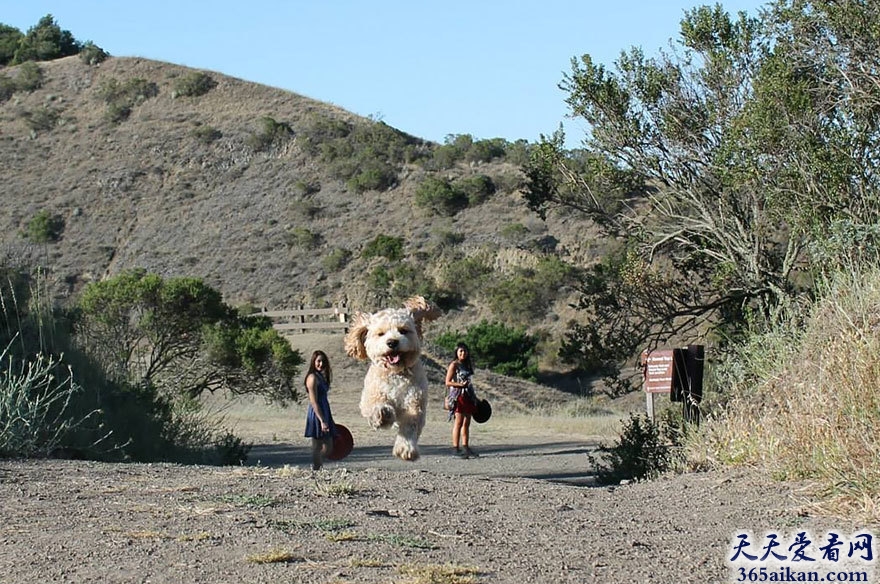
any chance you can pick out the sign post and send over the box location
[640,349,674,421]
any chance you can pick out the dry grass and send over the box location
[692,268,880,523]
[397,563,481,584]
[245,549,302,564]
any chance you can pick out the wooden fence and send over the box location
[251,305,349,334]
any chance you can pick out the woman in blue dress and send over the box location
[303,350,336,470]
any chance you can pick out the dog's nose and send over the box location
[386,339,399,349]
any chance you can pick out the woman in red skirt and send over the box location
[445,342,479,459]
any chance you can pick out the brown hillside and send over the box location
[1,55,604,364]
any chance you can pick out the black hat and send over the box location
[473,398,492,423]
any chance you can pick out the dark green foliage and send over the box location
[11,15,80,64]
[173,71,217,98]
[286,227,322,249]
[322,248,352,272]
[78,41,109,65]
[0,24,23,66]
[361,234,404,261]
[0,74,14,102]
[414,177,468,216]
[466,138,507,163]
[453,174,496,205]
[589,412,682,484]
[248,116,293,152]
[20,106,59,134]
[76,269,302,404]
[301,115,429,191]
[23,210,64,243]
[484,257,577,325]
[191,124,222,144]
[14,62,43,91]
[346,159,397,193]
[435,320,538,380]
[96,77,159,123]
[0,265,250,464]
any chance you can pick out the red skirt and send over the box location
[456,394,477,416]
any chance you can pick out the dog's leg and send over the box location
[392,409,425,461]
[366,404,396,430]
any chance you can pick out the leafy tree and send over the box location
[523,2,880,387]
[0,24,23,66]
[74,270,302,404]
[12,15,80,64]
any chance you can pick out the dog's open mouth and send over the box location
[382,351,403,366]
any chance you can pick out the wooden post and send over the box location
[646,391,656,422]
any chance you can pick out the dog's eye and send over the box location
[398,327,409,335]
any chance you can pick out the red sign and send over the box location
[642,349,674,393]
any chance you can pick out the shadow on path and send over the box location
[247,439,601,487]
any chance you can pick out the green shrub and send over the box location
[465,138,507,163]
[0,348,98,458]
[15,61,43,91]
[0,74,15,102]
[173,71,217,98]
[440,253,493,297]
[247,116,293,152]
[500,223,530,241]
[346,160,397,193]
[24,210,64,243]
[322,248,351,272]
[286,227,321,249]
[414,177,468,216]
[589,412,682,484]
[435,320,538,380]
[453,174,496,205]
[361,234,404,261]
[79,41,109,65]
[20,106,60,133]
[192,124,222,144]
[96,77,159,123]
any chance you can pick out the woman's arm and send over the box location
[445,362,467,388]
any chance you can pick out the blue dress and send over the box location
[304,372,336,439]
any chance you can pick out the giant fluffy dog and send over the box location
[344,296,441,461]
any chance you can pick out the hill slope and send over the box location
[1,55,603,363]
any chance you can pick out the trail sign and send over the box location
[641,349,674,393]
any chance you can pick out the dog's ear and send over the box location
[404,296,441,337]
[344,311,370,360]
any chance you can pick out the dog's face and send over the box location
[345,296,441,371]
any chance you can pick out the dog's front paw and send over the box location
[368,405,395,430]
[392,436,419,461]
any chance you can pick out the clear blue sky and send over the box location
[5,1,766,147]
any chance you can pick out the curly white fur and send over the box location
[344,296,441,461]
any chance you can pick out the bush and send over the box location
[589,412,682,484]
[0,348,98,458]
[24,210,64,243]
[414,177,468,216]
[286,227,321,249]
[248,116,293,152]
[172,71,217,98]
[192,124,222,144]
[361,234,404,261]
[15,62,43,91]
[435,320,538,380]
[96,77,159,123]
[453,174,496,205]
[20,106,60,134]
[0,74,15,102]
[79,41,109,65]
[322,248,351,271]
[466,138,508,163]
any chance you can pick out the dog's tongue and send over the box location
[386,353,401,365]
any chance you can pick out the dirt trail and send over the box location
[0,333,867,584]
